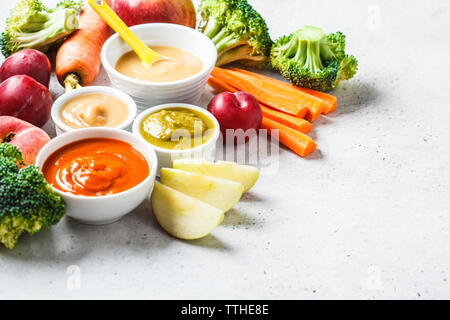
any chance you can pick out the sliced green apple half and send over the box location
[160,168,244,212]
[172,159,259,192]
[151,182,224,240]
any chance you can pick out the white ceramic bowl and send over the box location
[35,128,158,225]
[101,23,217,110]
[132,103,220,173]
[51,86,137,136]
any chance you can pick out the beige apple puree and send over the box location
[115,46,203,82]
[60,93,129,129]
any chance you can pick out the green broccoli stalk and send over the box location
[0,143,65,249]
[0,0,82,57]
[198,0,273,67]
[271,26,358,91]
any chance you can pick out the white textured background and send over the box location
[1,0,450,299]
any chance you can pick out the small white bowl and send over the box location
[101,23,217,110]
[51,86,137,136]
[132,103,220,173]
[35,128,158,225]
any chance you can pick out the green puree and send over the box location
[140,108,215,150]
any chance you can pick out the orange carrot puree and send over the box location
[42,138,149,196]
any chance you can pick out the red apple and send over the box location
[207,91,262,143]
[0,75,53,128]
[112,0,196,28]
[0,116,50,165]
[0,49,51,87]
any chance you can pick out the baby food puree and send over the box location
[140,108,215,150]
[42,138,149,196]
[115,46,203,82]
[61,93,129,129]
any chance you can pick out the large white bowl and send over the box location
[101,23,217,110]
[35,128,158,225]
[51,86,137,135]
[132,103,220,173]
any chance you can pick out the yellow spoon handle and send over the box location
[88,0,162,66]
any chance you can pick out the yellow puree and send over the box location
[140,108,215,150]
[60,93,129,129]
[115,46,203,82]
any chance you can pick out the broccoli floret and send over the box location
[0,143,65,249]
[198,0,272,67]
[54,0,82,11]
[270,26,358,91]
[0,0,81,57]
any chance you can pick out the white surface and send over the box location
[1,0,450,299]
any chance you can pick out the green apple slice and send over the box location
[173,159,259,192]
[151,182,224,240]
[160,168,244,212]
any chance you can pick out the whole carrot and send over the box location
[56,0,112,89]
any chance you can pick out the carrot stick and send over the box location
[207,77,238,93]
[208,77,312,133]
[211,67,318,119]
[229,67,337,115]
[261,117,317,158]
[56,0,113,89]
[260,105,312,133]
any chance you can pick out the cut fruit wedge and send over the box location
[151,182,224,240]
[173,159,259,192]
[160,168,244,212]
